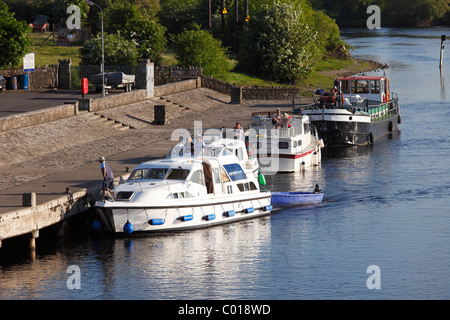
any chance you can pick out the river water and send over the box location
[1,27,450,301]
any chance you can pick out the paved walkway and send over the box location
[0,90,119,118]
[0,88,301,215]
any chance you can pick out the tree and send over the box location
[238,1,319,84]
[158,0,201,35]
[171,26,231,78]
[385,0,448,26]
[52,0,89,27]
[80,32,138,66]
[0,2,31,69]
[105,2,167,64]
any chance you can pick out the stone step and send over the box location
[87,112,134,131]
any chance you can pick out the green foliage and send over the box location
[171,27,231,78]
[158,0,201,35]
[104,2,167,63]
[51,0,89,27]
[0,2,32,69]
[238,1,319,84]
[80,32,138,66]
[385,0,449,26]
[309,0,449,27]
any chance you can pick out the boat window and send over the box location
[213,167,220,184]
[128,168,149,180]
[223,163,247,181]
[278,141,289,149]
[304,122,310,134]
[189,170,204,185]
[235,147,244,161]
[145,168,168,179]
[115,191,134,200]
[292,141,297,148]
[166,169,190,180]
[370,80,380,93]
[355,80,369,94]
[341,80,350,93]
[221,167,231,182]
[237,182,258,192]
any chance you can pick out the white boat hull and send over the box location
[95,193,272,234]
[258,141,322,173]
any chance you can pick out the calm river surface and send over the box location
[1,27,450,300]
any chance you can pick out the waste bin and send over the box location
[7,76,17,90]
[18,74,29,90]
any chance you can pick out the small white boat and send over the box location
[94,142,272,234]
[271,192,323,207]
[250,112,324,173]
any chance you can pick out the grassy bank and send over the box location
[28,32,81,67]
[217,55,384,94]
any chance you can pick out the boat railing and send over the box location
[251,115,303,138]
[294,92,399,120]
[369,93,399,122]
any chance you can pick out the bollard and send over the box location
[23,192,36,207]
[154,104,168,125]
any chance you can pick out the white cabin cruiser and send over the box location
[168,128,260,179]
[250,111,323,173]
[94,145,272,234]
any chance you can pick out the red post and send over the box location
[81,77,88,97]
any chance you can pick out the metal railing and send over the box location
[293,92,399,122]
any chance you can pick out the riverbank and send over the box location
[297,57,389,93]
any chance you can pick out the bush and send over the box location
[80,32,138,66]
[238,1,319,84]
[171,26,231,78]
[0,2,31,69]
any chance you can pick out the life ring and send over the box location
[341,93,344,105]
[382,93,387,103]
[246,142,255,156]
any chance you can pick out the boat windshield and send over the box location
[204,146,233,157]
[128,168,168,180]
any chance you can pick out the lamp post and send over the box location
[85,0,105,97]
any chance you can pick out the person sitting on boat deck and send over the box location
[282,112,292,128]
[194,134,206,157]
[330,86,338,95]
[98,156,115,200]
[334,78,340,91]
[234,122,244,139]
[314,184,321,193]
[272,108,282,129]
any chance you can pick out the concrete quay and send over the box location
[0,87,300,250]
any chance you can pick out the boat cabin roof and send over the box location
[337,76,388,81]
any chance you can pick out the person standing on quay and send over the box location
[98,156,114,200]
